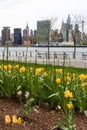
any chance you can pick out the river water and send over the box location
[0,46,87,60]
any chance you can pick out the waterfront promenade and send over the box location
[28,58,87,68]
[66,59,87,68]
[3,55,87,68]
[0,46,87,68]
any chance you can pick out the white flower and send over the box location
[25,91,29,99]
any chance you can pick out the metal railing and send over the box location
[0,49,87,68]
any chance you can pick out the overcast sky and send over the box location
[0,0,87,34]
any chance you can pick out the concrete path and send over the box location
[2,55,87,68]
[28,58,87,68]
[69,59,87,68]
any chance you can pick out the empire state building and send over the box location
[26,23,29,40]
[23,23,29,41]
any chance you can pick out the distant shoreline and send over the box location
[0,45,87,48]
[30,45,87,48]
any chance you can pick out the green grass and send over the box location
[0,60,87,74]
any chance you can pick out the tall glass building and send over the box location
[37,20,50,43]
[14,28,22,45]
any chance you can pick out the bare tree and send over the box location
[47,17,58,59]
[71,14,87,59]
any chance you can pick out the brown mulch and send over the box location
[0,98,87,130]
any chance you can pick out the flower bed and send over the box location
[0,63,87,129]
[0,98,87,130]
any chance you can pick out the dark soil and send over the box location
[0,98,87,130]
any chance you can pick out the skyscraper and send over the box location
[37,20,50,43]
[14,28,22,45]
[26,23,29,40]
[1,27,10,46]
[67,14,71,25]
[61,21,68,41]
[61,15,73,42]
[23,23,29,41]
[30,29,33,36]
[23,29,27,41]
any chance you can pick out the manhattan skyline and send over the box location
[0,0,87,35]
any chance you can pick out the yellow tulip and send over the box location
[15,64,19,69]
[19,66,26,73]
[12,115,18,124]
[64,75,71,82]
[7,64,12,70]
[79,74,86,81]
[29,67,33,71]
[67,101,73,109]
[0,65,2,69]
[3,65,7,70]
[55,105,61,110]
[35,68,42,75]
[56,69,62,74]
[64,90,73,98]
[43,72,48,77]
[81,82,85,87]
[56,78,61,84]
[8,70,11,74]
[5,115,11,124]
[17,117,22,124]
